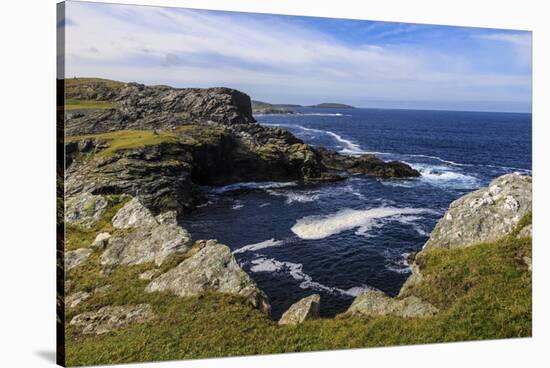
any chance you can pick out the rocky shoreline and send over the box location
[62,78,531,342]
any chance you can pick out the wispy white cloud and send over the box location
[64,2,531,111]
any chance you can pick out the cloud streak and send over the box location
[64,2,532,112]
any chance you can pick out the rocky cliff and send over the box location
[64,78,419,214]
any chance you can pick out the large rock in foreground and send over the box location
[278,294,320,325]
[69,304,154,335]
[423,173,531,251]
[101,198,192,267]
[145,240,271,315]
[347,290,438,318]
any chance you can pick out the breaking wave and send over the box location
[291,207,436,240]
[233,238,284,254]
[249,256,373,297]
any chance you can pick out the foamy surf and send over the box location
[233,238,284,254]
[210,181,297,194]
[291,207,436,240]
[249,256,373,296]
[266,189,321,204]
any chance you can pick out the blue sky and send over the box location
[61,1,532,112]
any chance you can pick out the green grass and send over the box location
[66,130,179,157]
[65,214,531,366]
[64,98,114,111]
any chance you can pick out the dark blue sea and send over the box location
[180,108,532,319]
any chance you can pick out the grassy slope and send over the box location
[65,204,531,366]
[64,98,114,111]
[66,130,179,157]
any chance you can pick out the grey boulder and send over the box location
[423,173,531,252]
[145,240,270,315]
[347,290,438,318]
[65,192,108,229]
[65,248,92,270]
[69,304,154,335]
[112,197,158,229]
[278,294,320,325]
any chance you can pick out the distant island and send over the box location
[251,100,355,114]
[308,103,355,109]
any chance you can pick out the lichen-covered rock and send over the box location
[139,269,160,281]
[145,240,270,315]
[69,304,154,335]
[65,248,92,270]
[91,232,111,249]
[66,291,91,309]
[422,173,531,251]
[112,198,158,229]
[65,193,108,228]
[101,223,191,267]
[517,224,532,239]
[155,211,178,225]
[278,294,320,325]
[347,290,438,318]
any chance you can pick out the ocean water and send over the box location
[180,108,532,319]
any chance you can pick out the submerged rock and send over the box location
[278,294,320,325]
[65,248,92,270]
[65,193,108,228]
[112,198,158,229]
[347,290,438,318]
[101,223,191,267]
[422,173,532,251]
[69,304,154,335]
[145,240,271,315]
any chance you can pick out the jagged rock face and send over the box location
[65,142,201,214]
[69,304,154,335]
[66,83,255,135]
[278,294,320,325]
[423,173,532,251]
[315,147,420,178]
[65,193,108,228]
[145,240,271,315]
[65,248,92,270]
[347,290,438,318]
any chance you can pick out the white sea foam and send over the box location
[266,189,321,204]
[249,257,373,296]
[410,163,481,189]
[259,202,271,208]
[210,181,296,194]
[233,238,284,254]
[291,207,436,240]
[231,203,244,210]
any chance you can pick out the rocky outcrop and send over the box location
[65,193,108,228]
[145,240,271,315]
[64,79,421,214]
[101,198,192,267]
[69,304,154,335]
[278,294,320,325]
[65,248,92,270]
[315,147,420,178]
[422,173,531,251]
[400,173,532,296]
[66,82,255,135]
[347,290,438,318]
[66,291,91,309]
[112,198,158,229]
